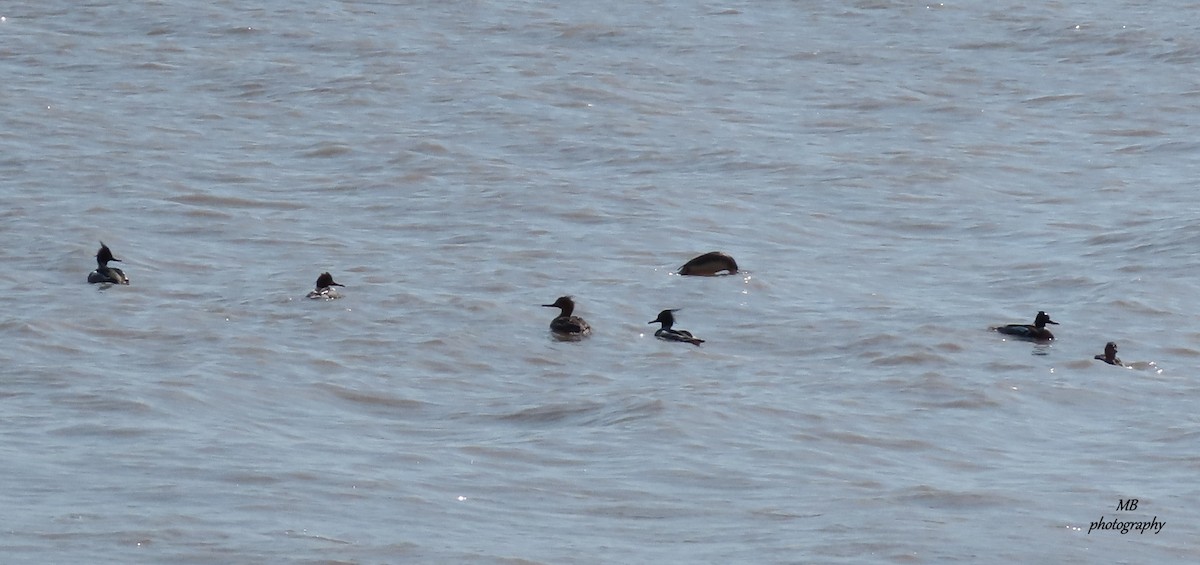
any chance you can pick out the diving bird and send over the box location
[542,296,591,338]
[1094,342,1124,366]
[993,311,1058,340]
[648,309,705,346]
[307,272,344,299]
[678,251,738,276]
[87,241,129,285]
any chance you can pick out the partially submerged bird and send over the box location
[542,296,591,339]
[87,241,129,285]
[678,251,738,276]
[993,311,1058,340]
[648,309,704,346]
[307,272,344,299]
[1094,342,1124,366]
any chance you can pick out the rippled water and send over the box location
[2,1,1198,562]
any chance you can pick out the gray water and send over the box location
[2,1,1198,563]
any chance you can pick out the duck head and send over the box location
[1034,311,1058,327]
[542,296,576,316]
[648,309,678,328]
[96,241,121,265]
[315,272,344,289]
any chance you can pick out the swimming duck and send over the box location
[87,241,129,285]
[648,309,704,346]
[542,296,591,338]
[306,272,344,299]
[1094,342,1124,366]
[678,251,738,276]
[993,311,1058,340]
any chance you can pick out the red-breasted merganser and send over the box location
[87,241,129,285]
[993,311,1058,340]
[307,272,344,299]
[542,296,591,339]
[648,309,704,346]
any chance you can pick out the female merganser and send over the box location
[87,241,129,285]
[307,272,344,299]
[678,251,738,276]
[1094,342,1124,366]
[542,296,591,338]
[993,311,1058,340]
[648,309,704,346]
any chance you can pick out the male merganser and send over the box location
[993,311,1058,340]
[87,241,129,285]
[542,296,591,338]
[648,309,704,346]
[1094,342,1124,366]
[307,272,344,299]
[678,251,738,276]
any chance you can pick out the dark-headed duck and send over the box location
[648,309,704,346]
[993,311,1058,340]
[87,241,129,285]
[542,296,591,338]
[1094,342,1124,366]
[307,272,344,299]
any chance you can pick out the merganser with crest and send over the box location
[542,296,591,338]
[678,251,738,276]
[307,272,344,299]
[992,311,1058,340]
[648,309,704,346]
[87,241,129,285]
